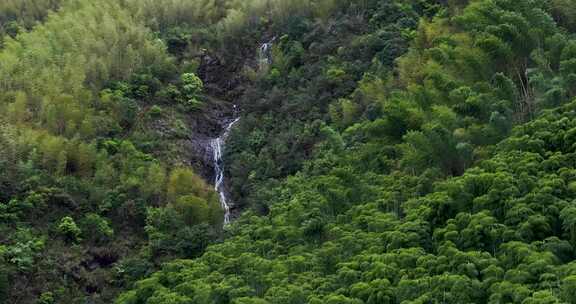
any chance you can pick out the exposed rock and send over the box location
[184,51,243,182]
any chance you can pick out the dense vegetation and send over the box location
[119,0,576,303]
[0,0,227,302]
[0,0,61,46]
[4,0,576,303]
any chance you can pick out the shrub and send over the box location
[148,105,163,118]
[80,213,114,244]
[36,292,55,304]
[179,73,204,109]
[57,216,81,243]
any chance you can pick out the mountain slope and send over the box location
[0,0,225,302]
[3,0,576,303]
[116,0,576,303]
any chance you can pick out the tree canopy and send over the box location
[4,0,576,303]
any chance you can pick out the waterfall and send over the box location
[211,107,240,225]
[258,37,276,71]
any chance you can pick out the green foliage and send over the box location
[148,105,164,118]
[36,292,55,304]
[3,228,45,272]
[120,100,576,303]
[125,0,226,31]
[179,73,204,109]
[0,0,223,302]
[181,73,203,94]
[173,195,210,225]
[6,0,576,303]
[0,0,61,46]
[167,167,209,201]
[550,0,576,32]
[145,207,218,258]
[57,216,81,243]
[80,213,114,244]
[117,0,576,303]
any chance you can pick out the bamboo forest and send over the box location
[2,0,576,303]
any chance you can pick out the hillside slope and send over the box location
[117,0,576,303]
[3,0,576,303]
[0,0,227,302]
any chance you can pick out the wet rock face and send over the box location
[186,51,243,181]
[197,53,244,100]
[187,137,216,180]
[211,116,240,224]
[186,41,274,221]
[185,43,274,222]
[184,100,234,182]
[183,104,240,224]
[197,54,221,89]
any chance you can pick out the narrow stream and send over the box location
[211,40,273,225]
[258,37,275,71]
[211,108,240,225]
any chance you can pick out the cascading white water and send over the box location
[258,37,275,71]
[211,110,240,225]
[211,38,274,224]
[258,43,272,69]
